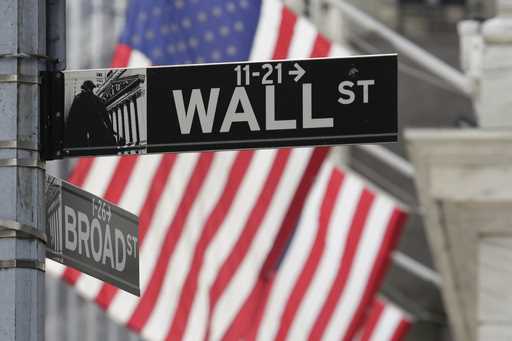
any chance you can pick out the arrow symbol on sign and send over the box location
[288,63,306,82]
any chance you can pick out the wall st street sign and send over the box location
[41,54,398,160]
[46,175,140,296]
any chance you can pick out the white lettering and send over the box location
[77,211,91,257]
[63,205,136,273]
[127,235,133,257]
[265,85,296,130]
[220,87,260,132]
[173,88,220,134]
[131,236,138,258]
[357,80,375,103]
[114,228,126,271]
[302,83,333,129]
[90,218,103,262]
[64,206,77,251]
[102,224,114,268]
[338,81,355,105]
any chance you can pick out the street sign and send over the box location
[42,54,397,160]
[46,175,139,296]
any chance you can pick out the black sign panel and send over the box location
[42,55,397,160]
[46,175,139,296]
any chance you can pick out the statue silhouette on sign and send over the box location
[65,80,117,149]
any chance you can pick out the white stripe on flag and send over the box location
[249,0,283,61]
[287,17,318,59]
[371,304,406,341]
[208,148,314,341]
[80,156,119,196]
[117,155,162,214]
[128,49,151,68]
[256,161,333,341]
[323,196,394,340]
[142,151,240,340]
[279,172,364,341]
[46,259,66,277]
[108,153,199,324]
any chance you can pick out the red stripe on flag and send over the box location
[391,319,412,341]
[343,209,408,341]
[68,158,95,186]
[308,189,375,341]
[201,149,292,341]
[217,148,330,341]
[165,151,256,340]
[96,155,178,309]
[62,268,82,285]
[112,44,132,68]
[102,156,138,202]
[273,168,344,341]
[360,300,386,341]
[127,153,216,332]
[63,156,138,285]
[310,34,331,58]
[272,7,297,59]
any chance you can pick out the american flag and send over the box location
[47,0,411,340]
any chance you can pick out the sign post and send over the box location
[42,54,398,160]
[46,175,140,296]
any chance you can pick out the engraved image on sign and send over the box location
[63,68,147,156]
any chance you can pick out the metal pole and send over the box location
[0,0,46,340]
[355,145,415,179]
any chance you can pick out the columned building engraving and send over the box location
[96,69,147,153]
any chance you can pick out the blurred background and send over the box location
[44,1,499,340]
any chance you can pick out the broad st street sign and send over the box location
[41,54,397,160]
[46,175,140,296]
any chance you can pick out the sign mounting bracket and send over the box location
[40,71,65,160]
